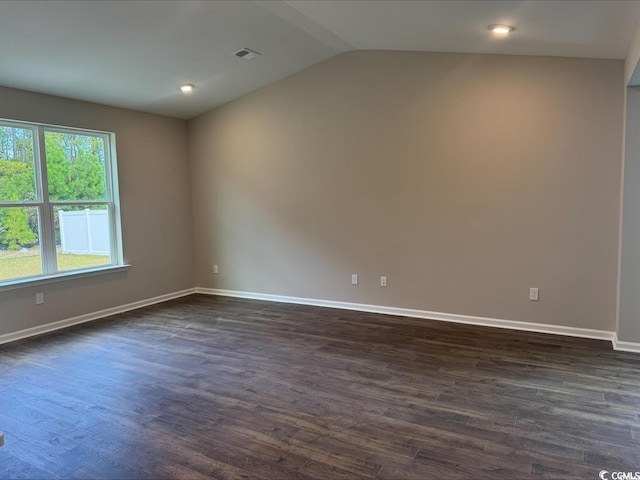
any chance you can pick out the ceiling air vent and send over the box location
[233,48,261,60]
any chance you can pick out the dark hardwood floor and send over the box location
[1,294,639,479]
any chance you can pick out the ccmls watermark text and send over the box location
[599,471,640,480]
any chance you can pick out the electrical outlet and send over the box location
[213,264,219,274]
[380,276,387,287]
[529,287,539,301]
[351,274,358,285]
[36,292,44,305]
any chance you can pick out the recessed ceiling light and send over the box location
[179,84,195,93]
[488,24,514,36]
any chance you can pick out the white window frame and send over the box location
[0,118,126,290]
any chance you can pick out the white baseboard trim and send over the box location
[196,288,616,345]
[612,333,640,353]
[0,288,196,346]
[4,286,634,352]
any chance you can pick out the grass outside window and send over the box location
[0,247,109,282]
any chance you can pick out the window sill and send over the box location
[0,264,130,292]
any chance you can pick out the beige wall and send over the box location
[0,50,625,338]
[0,86,193,336]
[618,87,640,342]
[189,51,623,331]
[626,20,640,86]
[618,20,640,343]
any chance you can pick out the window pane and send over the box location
[0,207,41,281]
[45,131,107,201]
[55,205,111,271]
[0,126,36,202]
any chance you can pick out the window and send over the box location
[0,119,123,286]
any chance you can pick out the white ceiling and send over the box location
[0,0,638,119]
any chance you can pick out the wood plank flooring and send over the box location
[1,294,640,479]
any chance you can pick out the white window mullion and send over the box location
[36,126,57,275]
[104,135,122,265]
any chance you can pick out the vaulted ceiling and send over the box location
[1,0,638,119]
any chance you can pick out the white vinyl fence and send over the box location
[58,209,110,255]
